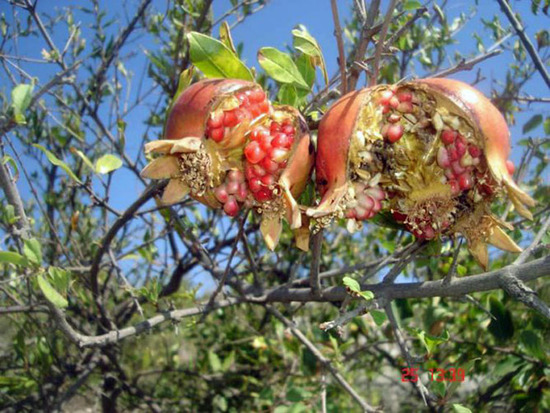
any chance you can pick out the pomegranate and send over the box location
[141,79,314,250]
[307,78,535,268]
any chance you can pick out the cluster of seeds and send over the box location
[213,170,249,217]
[437,129,481,194]
[378,89,415,143]
[205,88,270,143]
[345,183,385,221]
[244,119,295,202]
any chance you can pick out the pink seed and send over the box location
[271,133,291,148]
[346,209,357,219]
[357,193,374,211]
[437,146,451,168]
[214,186,228,203]
[269,148,289,162]
[387,124,404,143]
[366,186,385,201]
[249,88,266,103]
[388,114,401,123]
[236,183,248,202]
[397,101,413,113]
[207,112,224,129]
[506,160,515,175]
[379,90,394,105]
[397,92,412,102]
[449,180,460,195]
[261,174,276,187]
[226,181,240,195]
[270,122,281,133]
[245,164,255,180]
[261,157,279,174]
[228,170,245,183]
[455,137,467,157]
[244,141,265,164]
[282,124,295,135]
[354,207,368,220]
[382,106,391,114]
[458,173,472,190]
[223,110,239,127]
[251,127,270,142]
[468,145,481,158]
[259,134,273,152]
[248,177,262,192]
[223,196,239,217]
[423,226,435,240]
[389,96,400,109]
[252,164,266,177]
[441,130,457,145]
[447,145,458,161]
[451,160,466,176]
[209,127,225,142]
[254,188,273,202]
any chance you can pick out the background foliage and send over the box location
[0,0,548,411]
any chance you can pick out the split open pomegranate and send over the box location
[307,78,535,268]
[141,79,314,250]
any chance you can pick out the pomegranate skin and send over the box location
[308,78,535,268]
[315,89,369,210]
[164,79,251,142]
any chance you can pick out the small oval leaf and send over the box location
[95,154,123,174]
[187,32,253,81]
[37,274,68,309]
[258,47,309,90]
[33,144,81,183]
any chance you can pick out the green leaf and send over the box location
[95,154,122,174]
[2,155,19,181]
[488,296,514,342]
[431,380,446,398]
[343,276,361,292]
[219,21,237,54]
[37,274,68,308]
[406,327,449,355]
[23,238,42,266]
[292,26,328,84]
[33,144,81,183]
[0,251,26,266]
[258,47,309,89]
[403,0,422,10]
[522,114,543,134]
[520,330,546,360]
[11,83,34,124]
[208,350,222,372]
[359,290,374,301]
[296,54,316,90]
[48,266,70,293]
[452,404,472,413]
[370,310,387,326]
[72,149,95,171]
[187,32,253,81]
[543,116,550,135]
[277,84,298,106]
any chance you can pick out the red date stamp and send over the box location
[401,367,466,382]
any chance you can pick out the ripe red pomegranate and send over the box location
[141,79,314,250]
[307,78,535,268]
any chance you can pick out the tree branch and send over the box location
[496,0,550,88]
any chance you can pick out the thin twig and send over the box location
[330,0,347,95]
[369,0,397,86]
[309,230,323,297]
[199,211,249,322]
[430,49,503,79]
[496,0,550,88]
